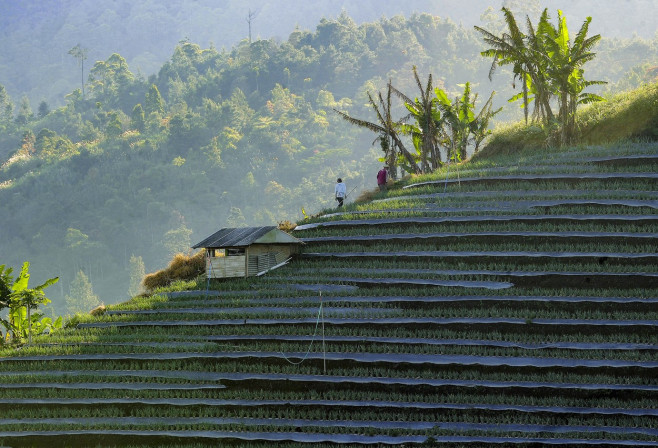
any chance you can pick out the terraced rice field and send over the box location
[1,142,656,447]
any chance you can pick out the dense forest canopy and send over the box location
[0,2,656,316]
[1,0,656,108]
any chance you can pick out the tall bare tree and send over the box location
[68,44,89,98]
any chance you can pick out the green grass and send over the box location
[471,83,658,159]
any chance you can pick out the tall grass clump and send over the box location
[475,82,658,159]
[142,251,205,292]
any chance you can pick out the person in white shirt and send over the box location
[335,178,346,207]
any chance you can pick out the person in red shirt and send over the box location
[377,166,388,191]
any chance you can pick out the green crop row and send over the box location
[294,220,658,238]
[0,386,653,410]
[1,401,654,431]
[0,358,652,389]
[290,255,658,273]
[21,321,658,352]
[63,302,658,324]
[3,421,658,443]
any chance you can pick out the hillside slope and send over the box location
[0,141,656,447]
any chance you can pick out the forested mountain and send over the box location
[0,7,656,315]
[1,0,656,108]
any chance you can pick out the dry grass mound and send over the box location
[142,250,205,292]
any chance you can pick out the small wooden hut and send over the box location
[192,226,303,279]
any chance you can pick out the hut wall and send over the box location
[207,255,246,278]
[247,244,296,276]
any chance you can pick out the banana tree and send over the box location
[435,83,501,162]
[476,7,604,146]
[541,10,605,144]
[334,82,421,176]
[7,262,59,344]
[390,66,444,173]
[0,265,13,337]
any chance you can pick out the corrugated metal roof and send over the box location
[192,226,280,249]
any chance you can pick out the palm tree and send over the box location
[334,82,421,176]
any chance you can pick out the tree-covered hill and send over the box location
[0,8,656,316]
[1,0,656,109]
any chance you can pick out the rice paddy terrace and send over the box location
[1,142,657,447]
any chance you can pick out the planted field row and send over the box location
[17,337,655,363]
[0,382,225,391]
[3,429,658,447]
[0,396,655,417]
[293,220,658,239]
[402,172,658,190]
[3,350,657,369]
[1,417,657,438]
[301,249,658,261]
[374,189,658,204]
[74,316,658,330]
[321,200,658,220]
[100,291,658,322]
[293,214,658,231]
[384,177,658,198]
[105,306,397,317]
[203,334,658,352]
[42,318,658,347]
[4,358,656,396]
[276,271,658,290]
[108,294,658,315]
[299,230,658,245]
[2,368,655,395]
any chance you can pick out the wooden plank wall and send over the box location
[247,245,294,275]
[207,255,246,278]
